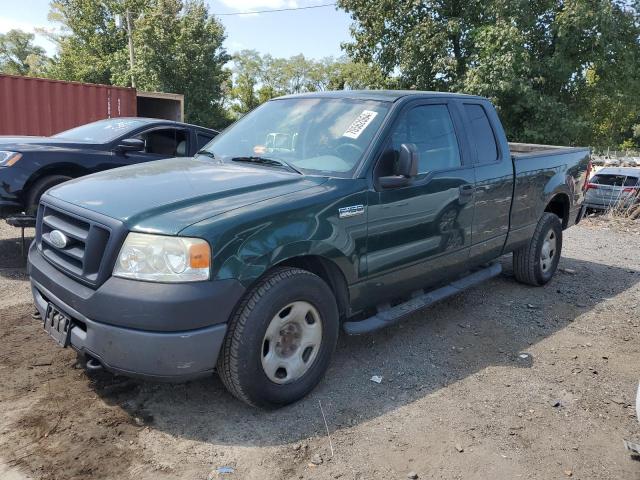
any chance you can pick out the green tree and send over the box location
[48,0,230,129]
[129,0,230,128]
[0,29,50,76]
[47,0,132,84]
[328,58,389,90]
[228,51,390,117]
[576,2,640,148]
[339,0,486,89]
[229,49,263,115]
[338,0,640,147]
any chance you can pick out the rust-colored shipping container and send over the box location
[0,74,137,136]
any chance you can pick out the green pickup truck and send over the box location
[29,91,590,407]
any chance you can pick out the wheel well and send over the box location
[277,255,350,320]
[21,165,85,202]
[545,194,570,229]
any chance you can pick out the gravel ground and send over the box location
[0,217,639,480]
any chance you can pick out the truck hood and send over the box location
[47,157,327,234]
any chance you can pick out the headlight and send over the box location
[113,232,211,282]
[0,151,22,167]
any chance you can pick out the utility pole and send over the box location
[125,9,136,88]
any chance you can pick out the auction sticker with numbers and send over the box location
[343,110,378,139]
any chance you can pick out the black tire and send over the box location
[217,267,339,408]
[25,175,72,215]
[513,212,563,286]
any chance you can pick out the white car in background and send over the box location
[583,167,640,212]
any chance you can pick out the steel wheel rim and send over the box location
[540,229,557,273]
[261,301,323,384]
[439,209,457,232]
[445,230,464,250]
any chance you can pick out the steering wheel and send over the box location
[334,142,364,160]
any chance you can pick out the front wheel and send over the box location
[513,212,563,286]
[217,267,339,408]
[25,175,72,215]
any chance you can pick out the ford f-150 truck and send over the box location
[28,91,590,407]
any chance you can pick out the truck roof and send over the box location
[276,89,487,102]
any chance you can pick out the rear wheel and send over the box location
[513,212,563,286]
[25,175,72,215]
[217,267,339,408]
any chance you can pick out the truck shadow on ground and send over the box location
[87,255,639,447]
[0,231,33,272]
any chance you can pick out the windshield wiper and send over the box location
[196,150,216,159]
[231,156,303,175]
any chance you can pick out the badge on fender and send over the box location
[338,205,365,218]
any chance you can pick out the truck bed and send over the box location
[506,142,591,247]
[509,142,590,159]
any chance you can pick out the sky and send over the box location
[0,0,353,60]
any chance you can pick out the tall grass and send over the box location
[601,190,640,220]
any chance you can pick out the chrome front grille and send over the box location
[36,202,113,287]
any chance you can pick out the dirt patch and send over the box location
[0,218,639,479]
[582,211,640,235]
[0,304,143,480]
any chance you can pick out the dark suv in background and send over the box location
[0,117,218,216]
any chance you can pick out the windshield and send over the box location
[53,118,146,143]
[202,97,390,177]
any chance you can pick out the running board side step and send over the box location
[343,262,502,335]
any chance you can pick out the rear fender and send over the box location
[540,170,573,220]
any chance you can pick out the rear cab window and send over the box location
[463,103,498,164]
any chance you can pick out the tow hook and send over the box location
[85,356,103,371]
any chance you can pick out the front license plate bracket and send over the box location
[43,304,73,347]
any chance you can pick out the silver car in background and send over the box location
[584,167,640,212]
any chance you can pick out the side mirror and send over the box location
[379,143,418,189]
[116,138,145,153]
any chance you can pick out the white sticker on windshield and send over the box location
[343,110,378,139]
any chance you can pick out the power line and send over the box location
[213,3,336,16]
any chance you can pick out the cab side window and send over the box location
[136,128,189,157]
[196,132,215,151]
[464,104,498,164]
[390,105,461,174]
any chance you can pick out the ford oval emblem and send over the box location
[49,230,69,249]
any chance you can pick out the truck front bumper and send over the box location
[28,243,245,381]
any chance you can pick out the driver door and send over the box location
[361,100,476,305]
